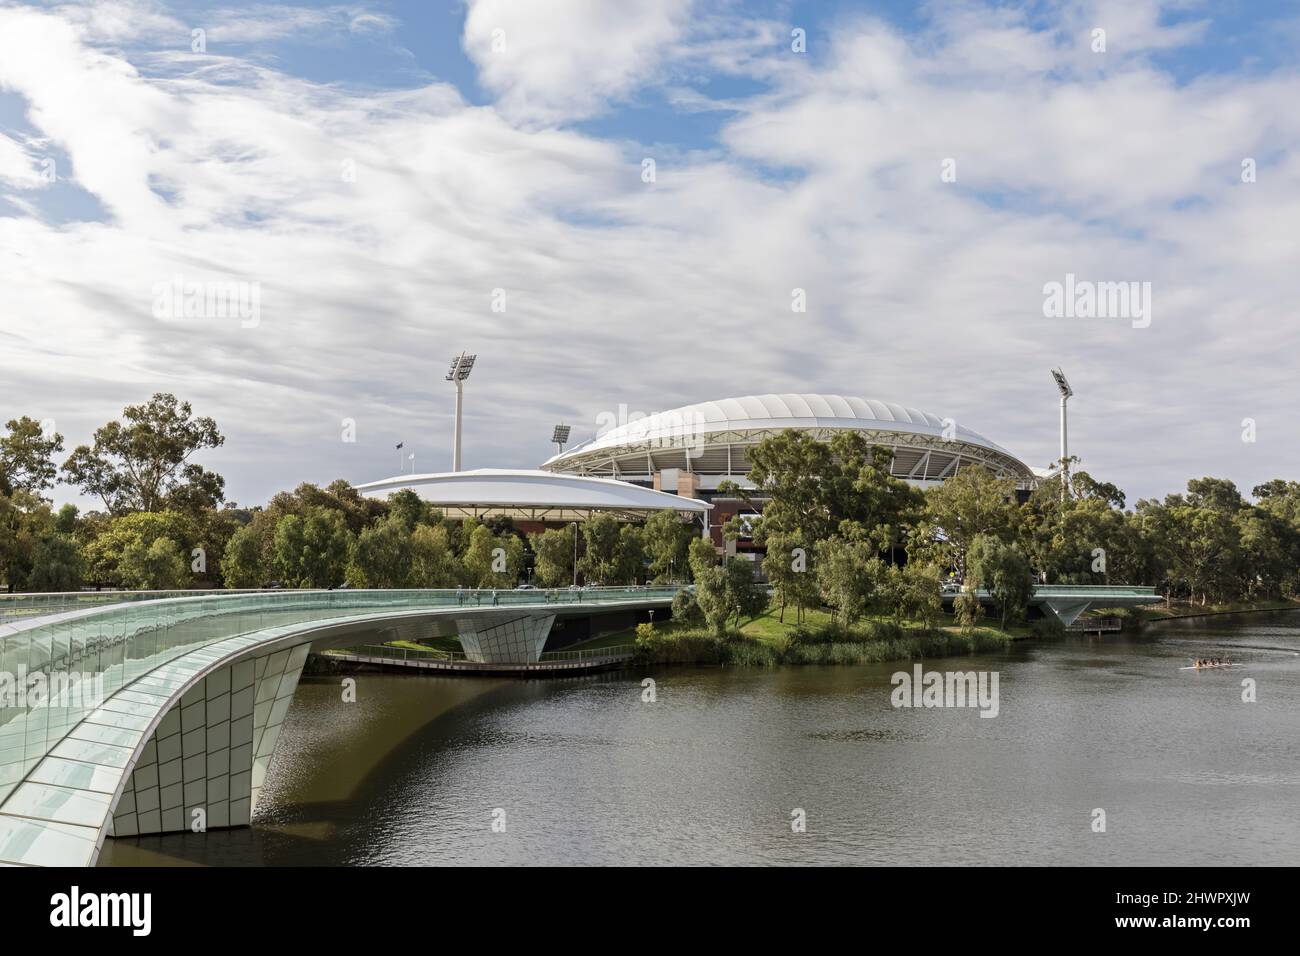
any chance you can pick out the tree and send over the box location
[530,525,576,588]
[117,536,189,590]
[82,510,198,586]
[883,560,942,628]
[387,489,436,531]
[762,530,818,623]
[614,524,647,584]
[814,537,884,625]
[578,514,621,585]
[0,490,53,591]
[920,466,1017,580]
[670,587,704,627]
[347,515,416,588]
[221,523,266,588]
[687,538,729,636]
[409,523,460,587]
[954,590,984,633]
[577,514,644,585]
[273,508,353,588]
[26,536,83,592]
[726,557,769,625]
[966,534,1033,629]
[744,430,924,554]
[1,416,64,497]
[62,393,225,514]
[461,524,522,588]
[642,509,694,582]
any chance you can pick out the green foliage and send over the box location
[26,535,82,592]
[61,393,225,515]
[641,509,694,582]
[954,590,984,633]
[460,523,523,588]
[578,513,645,585]
[347,514,408,588]
[82,510,197,586]
[685,539,767,636]
[745,430,923,552]
[221,523,265,588]
[761,530,818,623]
[814,536,886,624]
[529,524,575,588]
[670,587,703,626]
[920,466,1017,579]
[117,535,189,590]
[633,622,1015,667]
[409,523,460,587]
[966,534,1033,629]
[0,490,53,590]
[881,560,943,628]
[1,416,64,497]
[273,508,353,588]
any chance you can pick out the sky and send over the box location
[2,0,1299,511]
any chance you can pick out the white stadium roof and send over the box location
[552,393,1016,460]
[540,393,1034,486]
[353,468,711,521]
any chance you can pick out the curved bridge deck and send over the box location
[0,587,677,866]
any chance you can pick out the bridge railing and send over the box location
[334,642,638,665]
[0,586,679,806]
[539,644,636,662]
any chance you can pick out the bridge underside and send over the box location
[110,642,309,838]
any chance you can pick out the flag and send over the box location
[396,442,403,450]
[408,453,415,460]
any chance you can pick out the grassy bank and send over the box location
[572,606,1038,667]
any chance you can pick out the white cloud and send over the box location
[0,131,41,187]
[462,0,694,124]
[0,0,1298,510]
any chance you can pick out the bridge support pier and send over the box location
[108,643,310,837]
[1039,601,1092,627]
[454,613,556,664]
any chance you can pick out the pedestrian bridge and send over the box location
[942,584,1163,625]
[0,586,677,867]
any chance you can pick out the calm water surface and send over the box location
[99,612,1300,866]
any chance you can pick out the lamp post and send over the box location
[1051,368,1073,501]
[551,424,571,457]
[446,352,476,472]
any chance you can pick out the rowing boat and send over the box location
[1179,662,1242,670]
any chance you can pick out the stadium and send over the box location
[540,393,1038,553]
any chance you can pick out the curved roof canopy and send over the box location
[353,469,711,521]
[540,393,1033,483]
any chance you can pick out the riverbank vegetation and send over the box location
[578,604,1040,666]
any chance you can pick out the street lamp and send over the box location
[1051,368,1073,501]
[446,352,476,471]
[551,424,571,455]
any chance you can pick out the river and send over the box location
[98,611,1300,866]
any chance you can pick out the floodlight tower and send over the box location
[1052,368,1073,501]
[446,352,476,472]
[551,424,571,456]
